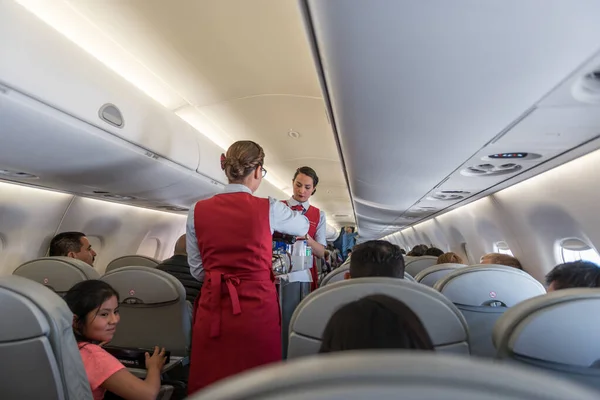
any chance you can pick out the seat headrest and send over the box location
[494,288,600,368]
[434,264,546,307]
[321,265,415,286]
[0,275,93,399]
[289,278,468,357]
[102,266,185,305]
[13,257,100,294]
[192,351,599,400]
[105,255,159,273]
[404,256,439,276]
[414,264,466,287]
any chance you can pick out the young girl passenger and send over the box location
[64,280,167,400]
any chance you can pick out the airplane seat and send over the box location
[12,256,100,296]
[404,255,438,277]
[288,278,469,359]
[414,263,467,287]
[100,266,191,357]
[434,264,546,358]
[0,275,93,400]
[190,351,599,400]
[105,255,160,273]
[494,288,600,391]
[319,264,415,286]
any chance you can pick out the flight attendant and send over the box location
[283,166,327,291]
[186,140,309,394]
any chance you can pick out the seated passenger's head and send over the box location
[345,226,355,234]
[348,240,404,279]
[174,234,187,256]
[64,280,120,344]
[425,247,444,257]
[480,253,522,270]
[407,244,428,257]
[319,295,434,353]
[545,261,600,292]
[49,232,97,266]
[437,252,464,265]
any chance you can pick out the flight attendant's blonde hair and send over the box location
[220,141,265,183]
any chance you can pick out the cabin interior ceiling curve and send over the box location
[305,0,600,238]
[11,0,354,229]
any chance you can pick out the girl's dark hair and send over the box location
[319,295,434,353]
[64,280,120,343]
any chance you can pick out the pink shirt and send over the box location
[78,343,125,400]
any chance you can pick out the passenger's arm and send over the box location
[186,207,205,282]
[269,197,309,236]
[307,211,327,258]
[101,347,166,400]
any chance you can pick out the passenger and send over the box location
[64,280,166,400]
[49,231,97,267]
[480,253,522,270]
[341,226,359,260]
[346,240,404,279]
[319,295,434,352]
[407,244,428,257]
[186,140,309,393]
[156,234,201,304]
[437,252,464,264]
[545,261,600,291]
[281,166,327,291]
[400,248,407,255]
[425,247,444,257]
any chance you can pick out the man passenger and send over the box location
[546,261,600,291]
[49,231,97,267]
[346,240,405,279]
[157,234,201,303]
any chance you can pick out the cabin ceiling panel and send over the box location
[307,0,600,238]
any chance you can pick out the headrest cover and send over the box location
[291,278,468,347]
[321,265,415,286]
[193,351,600,400]
[434,264,545,307]
[102,266,185,305]
[13,257,100,293]
[414,264,466,286]
[106,255,159,272]
[494,288,600,367]
[404,256,439,276]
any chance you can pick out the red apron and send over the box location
[188,192,280,394]
[283,201,321,291]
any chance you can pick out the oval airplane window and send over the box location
[137,237,161,259]
[493,241,513,256]
[559,238,600,265]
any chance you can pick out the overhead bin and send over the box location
[0,1,226,206]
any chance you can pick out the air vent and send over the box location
[98,103,124,128]
[461,163,522,177]
[483,152,541,161]
[103,194,135,201]
[92,190,110,194]
[427,191,469,201]
[157,206,189,212]
[572,68,600,104]
[333,214,351,218]
[0,169,38,179]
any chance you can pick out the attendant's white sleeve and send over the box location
[186,206,205,282]
[269,197,309,236]
[315,210,327,246]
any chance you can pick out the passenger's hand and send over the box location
[145,346,167,371]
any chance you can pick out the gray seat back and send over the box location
[105,255,160,273]
[191,351,599,400]
[320,265,416,286]
[13,257,100,296]
[101,267,191,356]
[414,263,467,287]
[494,288,600,390]
[434,264,545,358]
[289,278,469,358]
[404,256,438,277]
[0,276,92,400]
